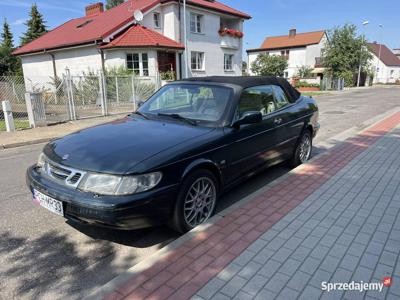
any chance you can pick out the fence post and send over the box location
[99,71,108,116]
[115,76,119,105]
[1,100,15,132]
[65,68,77,120]
[131,75,136,111]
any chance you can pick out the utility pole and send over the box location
[357,20,369,87]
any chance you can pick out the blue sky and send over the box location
[1,0,399,54]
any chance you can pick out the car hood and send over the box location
[43,116,214,174]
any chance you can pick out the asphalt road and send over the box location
[0,86,399,300]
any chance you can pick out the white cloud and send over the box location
[12,18,27,26]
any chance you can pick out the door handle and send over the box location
[274,118,282,125]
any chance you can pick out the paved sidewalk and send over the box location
[0,115,123,149]
[97,111,400,300]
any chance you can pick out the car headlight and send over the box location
[78,172,162,195]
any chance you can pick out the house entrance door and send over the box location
[157,51,176,78]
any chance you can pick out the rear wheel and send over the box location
[290,130,312,167]
[171,169,218,233]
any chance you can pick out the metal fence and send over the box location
[0,72,161,131]
[0,76,30,131]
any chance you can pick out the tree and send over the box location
[322,24,372,86]
[242,61,248,76]
[296,65,313,78]
[251,54,288,77]
[106,0,124,10]
[0,19,21,75]
[20,4,47,46]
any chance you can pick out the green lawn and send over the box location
[301,91,332,97]
[0,119,30,131]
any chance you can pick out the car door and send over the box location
[271,85,305,158]
[223,85,279,184]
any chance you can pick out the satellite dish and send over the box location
[133,10,144,22]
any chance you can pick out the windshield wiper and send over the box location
[157,113,197,126]
[133,111,149,119]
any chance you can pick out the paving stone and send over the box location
[286,271,311,291]
[232,291,253,300]
[319,255,341,273]
[278,287,300,299]
[309,269,332,288]
[216,263,241,281]
[197,278,226,299]
[310,245,330,260]
[352,266,373,282]
[380,251,398,267]
[219,275,247,298]
[299,286,322,300]
[292,246,312,261]
[254,289,277,300]
[263,272,290,295]
[257,259,281,278]
[328,244,348,259]
[237,261,262,280]
[300,257,321,275]
[271,247,293,263]
[365,242,384,255]
[241,274,269,296]
[339,254,360,272]
[252,248,275,265]
[359,253,380,269]
[210,292,231,300]
[279,258,302,276]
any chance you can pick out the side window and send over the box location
[272,85,289,109]
[237,85,276,118]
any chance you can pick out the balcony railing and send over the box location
[220,35,240,49]
[315,57,324,67]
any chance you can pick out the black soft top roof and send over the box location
[181,76,301,102]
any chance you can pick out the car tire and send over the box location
[171,169,218,233]
[289,129,312,167]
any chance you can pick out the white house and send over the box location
[13,0,250,87]
[368,43,400,84]
[247,29,328,79]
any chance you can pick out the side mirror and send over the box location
[233,111,262,128]
[137,100,145,108]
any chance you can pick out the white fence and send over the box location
[0,73,161,131]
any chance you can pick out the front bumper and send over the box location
[26,165,179,230]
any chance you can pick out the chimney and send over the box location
[289,28,296,38]
[85,2,104,16]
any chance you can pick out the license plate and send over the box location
[33,189,64,216]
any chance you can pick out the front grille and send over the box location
[43,158,85,188]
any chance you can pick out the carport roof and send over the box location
[99,25,184,50]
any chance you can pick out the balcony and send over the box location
[220,35,240,49]
[315,57,324,67]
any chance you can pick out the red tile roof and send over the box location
[247,30,325,52]
[100,24,184,49]
[13,0,250,55]
[368,43,400,67]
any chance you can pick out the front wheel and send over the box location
[171,169,218,233]
[290,130,312,167]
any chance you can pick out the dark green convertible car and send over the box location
[27,76,319,233]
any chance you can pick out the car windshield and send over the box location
[138,84,233,125]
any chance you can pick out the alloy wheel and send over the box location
[299,134,311,163]
[183,177,216,227]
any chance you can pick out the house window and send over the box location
[142,53,149,76]
[153,13,161,28]
[191,51,204,70]
[126,53,149,76]
[281,50,289,59]
[190,13,203,33]
[224,54,234,71]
